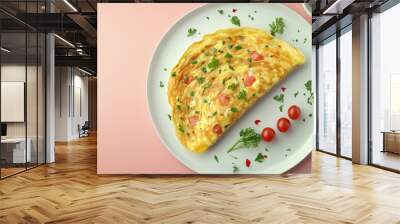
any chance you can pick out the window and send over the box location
[370,3,400,171]
[317,37,337,154]
[339,29,352,158]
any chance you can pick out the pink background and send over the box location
[97,3,311,174]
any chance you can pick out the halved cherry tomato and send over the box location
[212,124,223,135]
[244,73,256,87]
[251,51,264,61]
[184,75,194,85]
[218,94,230,106]
[261,127,275,142]
[288,105,301,120]
[277,117,291,133]
[188,116,199,126]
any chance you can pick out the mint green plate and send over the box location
[147,3,313,174]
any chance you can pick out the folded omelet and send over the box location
[168,27,305,153]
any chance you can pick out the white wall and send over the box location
[55,67,89,141]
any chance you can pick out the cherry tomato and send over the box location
[212,124,223,135]
[244,72,256,87]
[277,117,291,133]
[288,105,301,120]
[261,127,275,142]
[251,51,264,61]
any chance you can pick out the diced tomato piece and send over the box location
[244,73,256,87]
[184,75,194,85]
[218,94,230,106]
[251,51,263,61]
[246,159,251,167]
[188,116,199,126]
[212,124,223,135]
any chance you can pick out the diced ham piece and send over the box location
[188,116,199,126]
[213,124,223,135]
[244,72,256,87]
[184,75,194,85]
[251,51,264,61]
[218,94,230,106]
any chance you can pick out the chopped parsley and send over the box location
[224,52,233,58]
[230,16,241,26]
[203,98,208,103]
[309,113,313,117]
[305,80,314,105]
[177,105,181,110]
[191,60,198,64]
[214,155,219,163]
[201,67,207,73]
[273,93,284,103]
[233,165,239,173]
[190,91,195,97]
[234,45,243,50]
[178,125,185,133]
[163,68,167,71]
[279,105,284,112]
[294,91,299,98]
[207,57,219,71]
[228,44,233,49]
[196,76,205,84]
[218,9,224,15]
[187,28,197,37]
[159,81,165,88]
[203,82,212,90]
[269,17,285,36]
[231,107,238,112]
[212,111,218,116]
[303,38,308,44]
[171,72,176,77]
[168,114,171,120]
[206,16,210,20]
[255,153,267,163]
[237,89,247,100]
[229,65,235,71]
[227,83,238,90]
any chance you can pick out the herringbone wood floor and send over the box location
[1,134,400,224]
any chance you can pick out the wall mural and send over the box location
[98,3,313,174]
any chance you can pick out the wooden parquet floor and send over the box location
[1,134,400,224]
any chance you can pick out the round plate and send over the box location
[147,3,312,174]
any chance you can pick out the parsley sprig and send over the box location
[269,17,285,36]
[227,128,261,153]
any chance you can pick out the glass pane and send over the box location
[1,32,27,177]
[318,38,337,154]
[340,29,352,158]
[371,4,400,171]
[27,31,38,169]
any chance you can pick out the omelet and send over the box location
[168,27,305,153]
